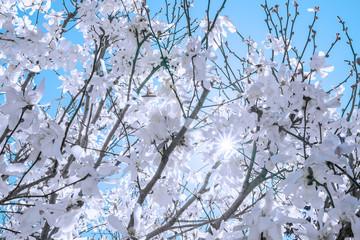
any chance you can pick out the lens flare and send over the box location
[217,134,235,156]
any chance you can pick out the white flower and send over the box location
[309,51,334,78]
[1,78,45,129]
[243,190,283,240]
[152,183,173,206]
[107,215,128,236]
[263,33,290,55]
[307,6,320,12]
[330,196,360,239]
[200,15,236,50]
[27,121,64,159]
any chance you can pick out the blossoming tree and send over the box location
[0,0,359,239]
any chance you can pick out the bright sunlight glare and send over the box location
[217,134,235,156]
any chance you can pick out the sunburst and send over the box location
[217,133,236,156]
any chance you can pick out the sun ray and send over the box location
[217,133,236,156]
